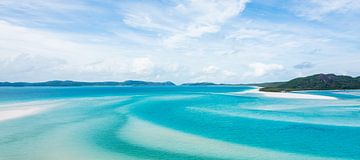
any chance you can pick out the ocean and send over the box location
[0,86,359,160]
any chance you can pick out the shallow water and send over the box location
[0,86,359,160]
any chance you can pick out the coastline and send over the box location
[236,88,338,100]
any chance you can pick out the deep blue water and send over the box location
[0,86,359,160]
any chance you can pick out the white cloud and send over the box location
[0,1,359,83]
[0,53,66,80]
[293,0,360,20]
[0,0,92,11]
[172,0,248,37]
[223,70,236,77]
[132,57,155,75]
[0,20,157,81]
[191,65,238,83]
[246,63,284,77]
[202,65,220,74]
[122,0,249,47]
[0,0,103,26]
[226,28,270,40]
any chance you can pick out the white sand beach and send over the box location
[236,88,337,100]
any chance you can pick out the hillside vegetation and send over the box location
[260,74,360,92]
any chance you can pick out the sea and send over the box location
[0,86,359,160]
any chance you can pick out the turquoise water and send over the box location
[0,86,359,160]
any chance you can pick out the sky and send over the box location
[0,0,359,84]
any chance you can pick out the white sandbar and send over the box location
[237,88,337,100]
[0,107,46,121]
[0,100,63,122]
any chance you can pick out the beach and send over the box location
[235,88,337,100]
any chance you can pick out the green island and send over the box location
[259,74,360,92]
[1,74,360,91]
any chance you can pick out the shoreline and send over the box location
[236,88,338,100]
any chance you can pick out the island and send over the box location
[2,74,359,90]
[0,80,176,87]
[259,74,360,92]
[181,82,218,86]
[120,80,175,86]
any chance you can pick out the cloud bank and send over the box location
[0,0,359,83]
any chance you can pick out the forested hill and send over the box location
[260,74,360,92]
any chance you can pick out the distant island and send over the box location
[181,82,218,86]
[0,80,176,87]
[0,80,237,87]
[181,82,245,86]
[259,74,360,92]
[1,74,359,91]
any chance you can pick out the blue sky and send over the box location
[0,0,359,83]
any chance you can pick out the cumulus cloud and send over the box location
[132,57,155,75]
[0,1,359,83]
[201,65,236,77]
[246,63,284,77]
[0,20,158,81]
[190,65,237,83]
[0,53,65,73]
